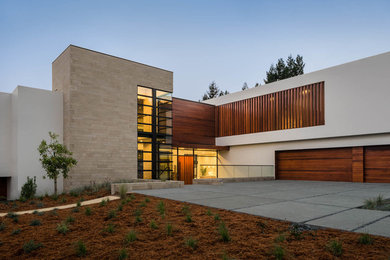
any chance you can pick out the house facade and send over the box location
[1,45,390,199]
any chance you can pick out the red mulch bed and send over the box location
[0,189,110,212]
[0,193,389,259]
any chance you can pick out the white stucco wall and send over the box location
[0,86,63,199]
[205,51,390,147]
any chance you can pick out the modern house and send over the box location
[1,45,390,199]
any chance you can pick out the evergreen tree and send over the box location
[264,55,305,84]
[242,82,249,90]
[202,81,229,100]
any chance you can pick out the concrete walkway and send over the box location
[0,195,119,217]
[134,180,390,238]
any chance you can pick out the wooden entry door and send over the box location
[178,155,194,185]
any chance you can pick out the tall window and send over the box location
[137,86,173,179]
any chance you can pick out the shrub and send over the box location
[214,214,220,221]
[100,199,108,207]
[134,208,142,217]
[75,240,87,257]
[274,234,286,243]
[326,240,343,257]
[0,222,5,231]
[145,197,150,203]
[150,219,158,229]
[20,176,37,200]
[65,215,75,224]
[358,233,373,245]
[363,198,377,209]
[124,230,137,244]
[135,216,142,223]
[76,201,81,207]
[7,212,18,223]
[376,195,384,206]
[57,222,69,234]
[289,223,303,240]
[218,222,231,242]
[61,197,67,203]
[157,201,165,216]
[166,223,173,236]
[119,185,128,200]
[130,194,135,200]
[206,209,212,216]
[185,237,198,250]
[12,229,21,235]
[104,223,116,233]
[85,207,92,216]
[185,214,192,223]
[30,219,42,226]
[107,210,117,220]
[139,201,146,207]
[272,244,285,260]
[23,240,42,254]
[118,249,128,260]
[51,194,58,201]
[117,204,123,212]
[182,205,190,215]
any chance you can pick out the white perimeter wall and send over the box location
[0,86,63,199]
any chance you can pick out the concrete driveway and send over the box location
[135,180,390,238]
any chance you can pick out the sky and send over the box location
[0,0,389,101]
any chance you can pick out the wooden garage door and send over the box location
[364,145,390,183]
[276,148,353,182]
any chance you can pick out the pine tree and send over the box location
[202,81,229,100]
[242,82,249,90]
[264,55,305,84]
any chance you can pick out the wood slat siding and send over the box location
[276,148,353,182]
[216,82,325,137]
[172,97,217,148]
[364,145,390,183]
[352,147,364,182]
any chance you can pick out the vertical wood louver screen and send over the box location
[216,81,324,137]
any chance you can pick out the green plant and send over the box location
[150,219,158,229]
[272,244,285,260]
[182,205,190,215]
[50,209,58,216]
[326,240,343,257]
[29,200,36,205]
[274,233,286,243]
[214,214,220,221]
[118,248,128,260]
[57,222,69,234]
[37,211,45,216]
[185,237,198,250]
[130,194,135,200]
[100,198,108,207]
[75,240,87,257]
[72,207,80,213]
[145,197,150,203]
[0,222,5,231]
[104,223,116,233]
[12,229,21,235]
[76,201,81,207]
[140,201,146,207]
[200,166,208,176]
[376,194,384,206]
[119,185,128,200]
[124,230,137,244]
[363,198,377,209]
[256,220,267,231]
[117,204,123,211]
[30,219,42,226]
[289,224,303,240]
[38,132,77,195]
[61,197,67,203]
[166,223,173,236]
[65,215,75,224]
[51,194,58,201]
[23,240,42,254]
[85,207,92,216]
[37,202,44,208]
[358,233,373,245]
[185,214,192,223]
[134,208,142,217]
[206,209,212,216]
[20,176,37,200]
[107,210,117,220]
[218,222,231,242]
[221,251,233,260]
[135,216,142,223]
[7,212,18,223]
[157,201,165,216]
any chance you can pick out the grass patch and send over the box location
[124,230,137,244]
[107,210,117,220]
[23,240,42,254]
[206,209,212,216]
[65,215,75,224]
[185,214,192,223]
[214,214,220,221]
[182,205,190,215]
[288,223,303,240]
[184,237,198,250]
[104,223,116,234]
[272,244,285,260]
[100,198,108,207]
[57,222,69,234]
[118,248,128,260]
[218,222,231,242]
[274,233,286,243]
[358,233,374,245]
[326,239,343,257]
[75,240,87,257]
[166,223,173,236]
[150,219,158,229]
[12,229,21,235]
[30,219,42,226]
[85,207,92,216]
[119,185,128,200]
[157,201,165,216]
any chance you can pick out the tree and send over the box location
[202,81,229,100]
[264,55,305,84]
[38,132,77,195]
[242,82,248,91]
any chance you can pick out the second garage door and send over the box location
[276,147,353,182]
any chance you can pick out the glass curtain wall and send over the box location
[137,86,173,179]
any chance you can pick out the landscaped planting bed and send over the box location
[0,193,390,259]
